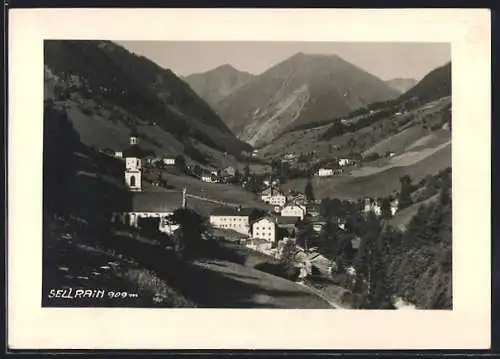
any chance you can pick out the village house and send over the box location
[311,220,327,233]
[114,151,123,159]
[363,198,382,216]
[223,166,236,177]
[390,198,399,216]
[260,187,286,207]
[201,173,218,183]
[286,191,307,205]
[268,193,287,207]
[338,158,353,167]
[317,168,334,177]
[209,207,256,236]
[162,156,176,166]
[112,189,187,235]
[281,204,307,220]
[251,216,277,242]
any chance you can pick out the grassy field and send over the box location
[283,142,450,201]
[157,171,272,211]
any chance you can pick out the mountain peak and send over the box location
[184,63,256,107]
[213,63,238,72]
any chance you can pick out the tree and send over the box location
[175,154,186,173]
[278,239,296,264]
[296,218,314,250]
[305,179,315,203]
[168,208,207,255]
[192,164,202,177]
[243,164,251,179]
[353,211,381,300]
[380,197,392,219]
[398,175,413,209]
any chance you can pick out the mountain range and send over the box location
[202,52,401,147]
[44,40,251,166]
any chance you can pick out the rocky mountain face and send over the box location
[213,52,400,147]
[183,64,255,108]
[44,40,252,161]
[385,78,418,94]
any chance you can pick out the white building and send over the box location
[390,198,399,216]
[201,174,217,183]
[112,188,187,235]
[269,193,286,207]
[317,168,334,177]
[162,157,176,166]
[251,216,276,242]
[363,198,382,216]
[209,207,255,236]
[114,151,123,159]
[260,188,286,207]
[338,158,354,167]
[281,204,307,220]
[129,134,138,145]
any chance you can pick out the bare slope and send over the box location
[215,53,400,147]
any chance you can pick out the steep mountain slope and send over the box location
[44,40,252,161]
[398,62,451,105]
[214,52,400,147]
[184,64,255,107]
[385,78,417,93]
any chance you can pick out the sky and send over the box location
[117,41,451,81]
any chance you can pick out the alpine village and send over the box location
[43,41,452,309]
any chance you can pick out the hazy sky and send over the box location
[117,41,450,81]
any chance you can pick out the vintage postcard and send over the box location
[8,8,491,350]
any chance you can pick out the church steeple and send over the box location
[129,128,139,145]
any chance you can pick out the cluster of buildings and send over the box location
[200,166,236,184]
[362,197,399,217]
[315,158,356,177]
[112,133,177,169]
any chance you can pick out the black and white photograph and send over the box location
[42,40,452,310]
[8,7,491,351]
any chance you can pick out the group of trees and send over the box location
[299,168,452,309]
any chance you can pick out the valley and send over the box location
[42,40,452,310]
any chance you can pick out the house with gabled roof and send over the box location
[251,215,277,243]
[209,206,258,236]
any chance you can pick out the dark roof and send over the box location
[210,207,256,217]
[276,216,300,226]
[130,191,184,212]
[122,144,155,159]
[250,215,276,225]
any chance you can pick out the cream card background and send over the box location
[8,8,491,350]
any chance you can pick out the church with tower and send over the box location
[122,130,146,192]
[111,131,188,234]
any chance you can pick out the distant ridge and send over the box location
[184,64,255,108]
